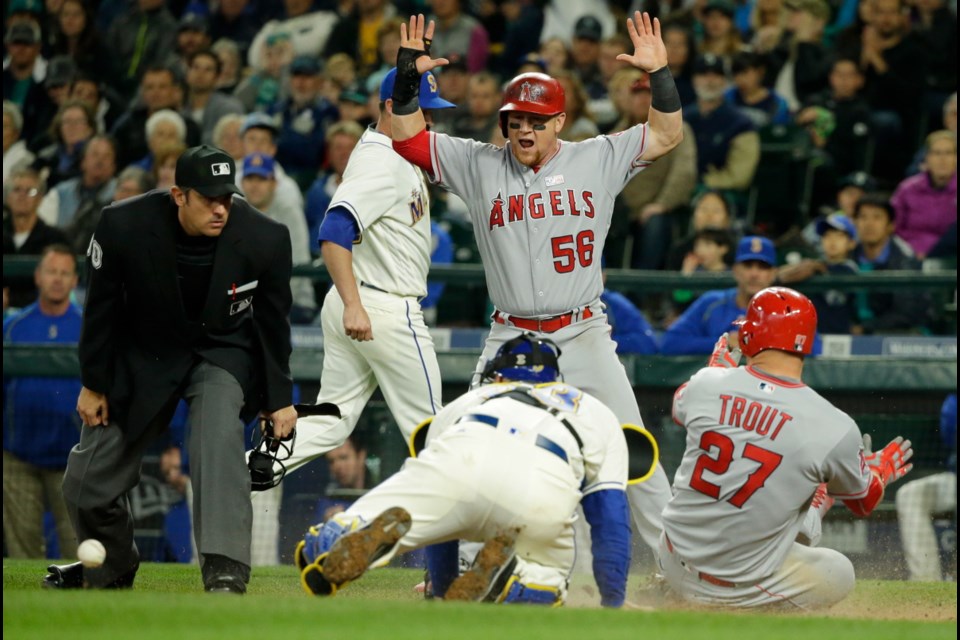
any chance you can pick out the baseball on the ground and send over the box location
[77,539,106,568]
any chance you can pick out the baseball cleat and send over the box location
[444,530,519,602]
[321,506,412,586]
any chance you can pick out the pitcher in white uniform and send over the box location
[662,287,914,609]
[294,335,659,607]
[251,69,456,486]
[388,12,683,556]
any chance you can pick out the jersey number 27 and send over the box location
[689,431,783,508]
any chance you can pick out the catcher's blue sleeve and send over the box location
[318,206,359,251]
[425,541,459,598]
[581,488,630,607]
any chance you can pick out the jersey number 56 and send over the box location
[551,230,594,273]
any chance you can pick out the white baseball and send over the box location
[77,539,106,568]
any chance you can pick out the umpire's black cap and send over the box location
[176,145,242,198]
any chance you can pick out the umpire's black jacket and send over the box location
[79,190,294,439]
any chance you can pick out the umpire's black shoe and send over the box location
[204,574,247,594]
[42,561,138,589]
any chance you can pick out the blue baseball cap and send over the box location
[379,68,456,109]
[816,212,858,241]
[242,152,275,179]
[735,236,777,266]
[240,112,279,137]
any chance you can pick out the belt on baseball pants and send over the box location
[456,413,568,463]
[664,534,739,588]
[493,307,593,334]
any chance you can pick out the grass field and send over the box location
[3,561,956,640]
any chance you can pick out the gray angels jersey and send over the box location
[663,365,871,583]
[428,126,651,317]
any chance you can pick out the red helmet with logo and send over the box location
[498,72,565,136]
[738,287,817,358]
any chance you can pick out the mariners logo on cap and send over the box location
[211,162,232,176]
[751,237,763,253]
[518,81,545,102]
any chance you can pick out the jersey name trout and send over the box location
[487,190,595,230]
[717,394,794,441]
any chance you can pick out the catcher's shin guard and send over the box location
[320,506,413,586]
[444,530,519,602]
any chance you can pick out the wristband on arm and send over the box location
[649,66,682,113]
[392,46,427,115]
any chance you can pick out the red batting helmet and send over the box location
[498,72,565,136]
[738,287,817,358]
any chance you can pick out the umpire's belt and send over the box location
[664,534,742,589]
[493,307,593,334]
[456,413,568,462]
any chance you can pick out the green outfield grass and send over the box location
[3,561,955,640]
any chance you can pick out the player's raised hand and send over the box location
[342,302,374,342]
[617,12,668,74]
[400,14,448,74]
[707,333,741,369]
[864,435,914,486]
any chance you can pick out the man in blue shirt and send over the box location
[3,244,82,559]
[660,236,778,355]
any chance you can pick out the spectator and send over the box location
[765,0,830,110]
[554,70,600,142]
[38,135,116,252]
[208,0,259,59]
[852,193,929,333]
[269,56,339,191]
[211,113,245,163]
[323,0,397,77]
[110,65,201,169]
[589,34,632,131]
[47,0,107,78]
[67,72,124,135]
[183,49,245,146]
[246,0,338,72]
[498,0,546,78]
[2,244,82,560]
[910,0,956,131]
[896,393,956,581]
[367,16,406,86]
[3,101,35,186]
[105,0,178,100]
[891,131,957,259]
[305,121,364,256]
[41,56,78,116]
[134,109,187,172]
[802,170,878,249]
[3,21,54,145]
[661,22,698,108]
[661,235,779,355]
[336,81,374,129]
[152,141,187,191]
[32,100,95,190]
[210,38,244,95]
[237,113,303,211]
[421,220,455,327]
[601,270,659,355]
[699,0,746,60]
[3,167,69,309]
[451,71,502,143]
[431,55,470,134]
[907,92,956,176]
[609,70,697,270]
[112,166,156,203]
[569,15,604,98]
[687,53,760,193]
[538,36,571,76]
[853,0,926,180]
[797,57,874,208]
[779,213,861,334]
[748,0,788,52]
[240,152,316,322]
[428,0,490,73]
[234,31,293,113]
[315,434,377,523]
[168,12,213,79]
[682,227,736,275]
[666,188,740,270]
[725,50,790,128]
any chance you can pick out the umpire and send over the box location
[44,145,297,594]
